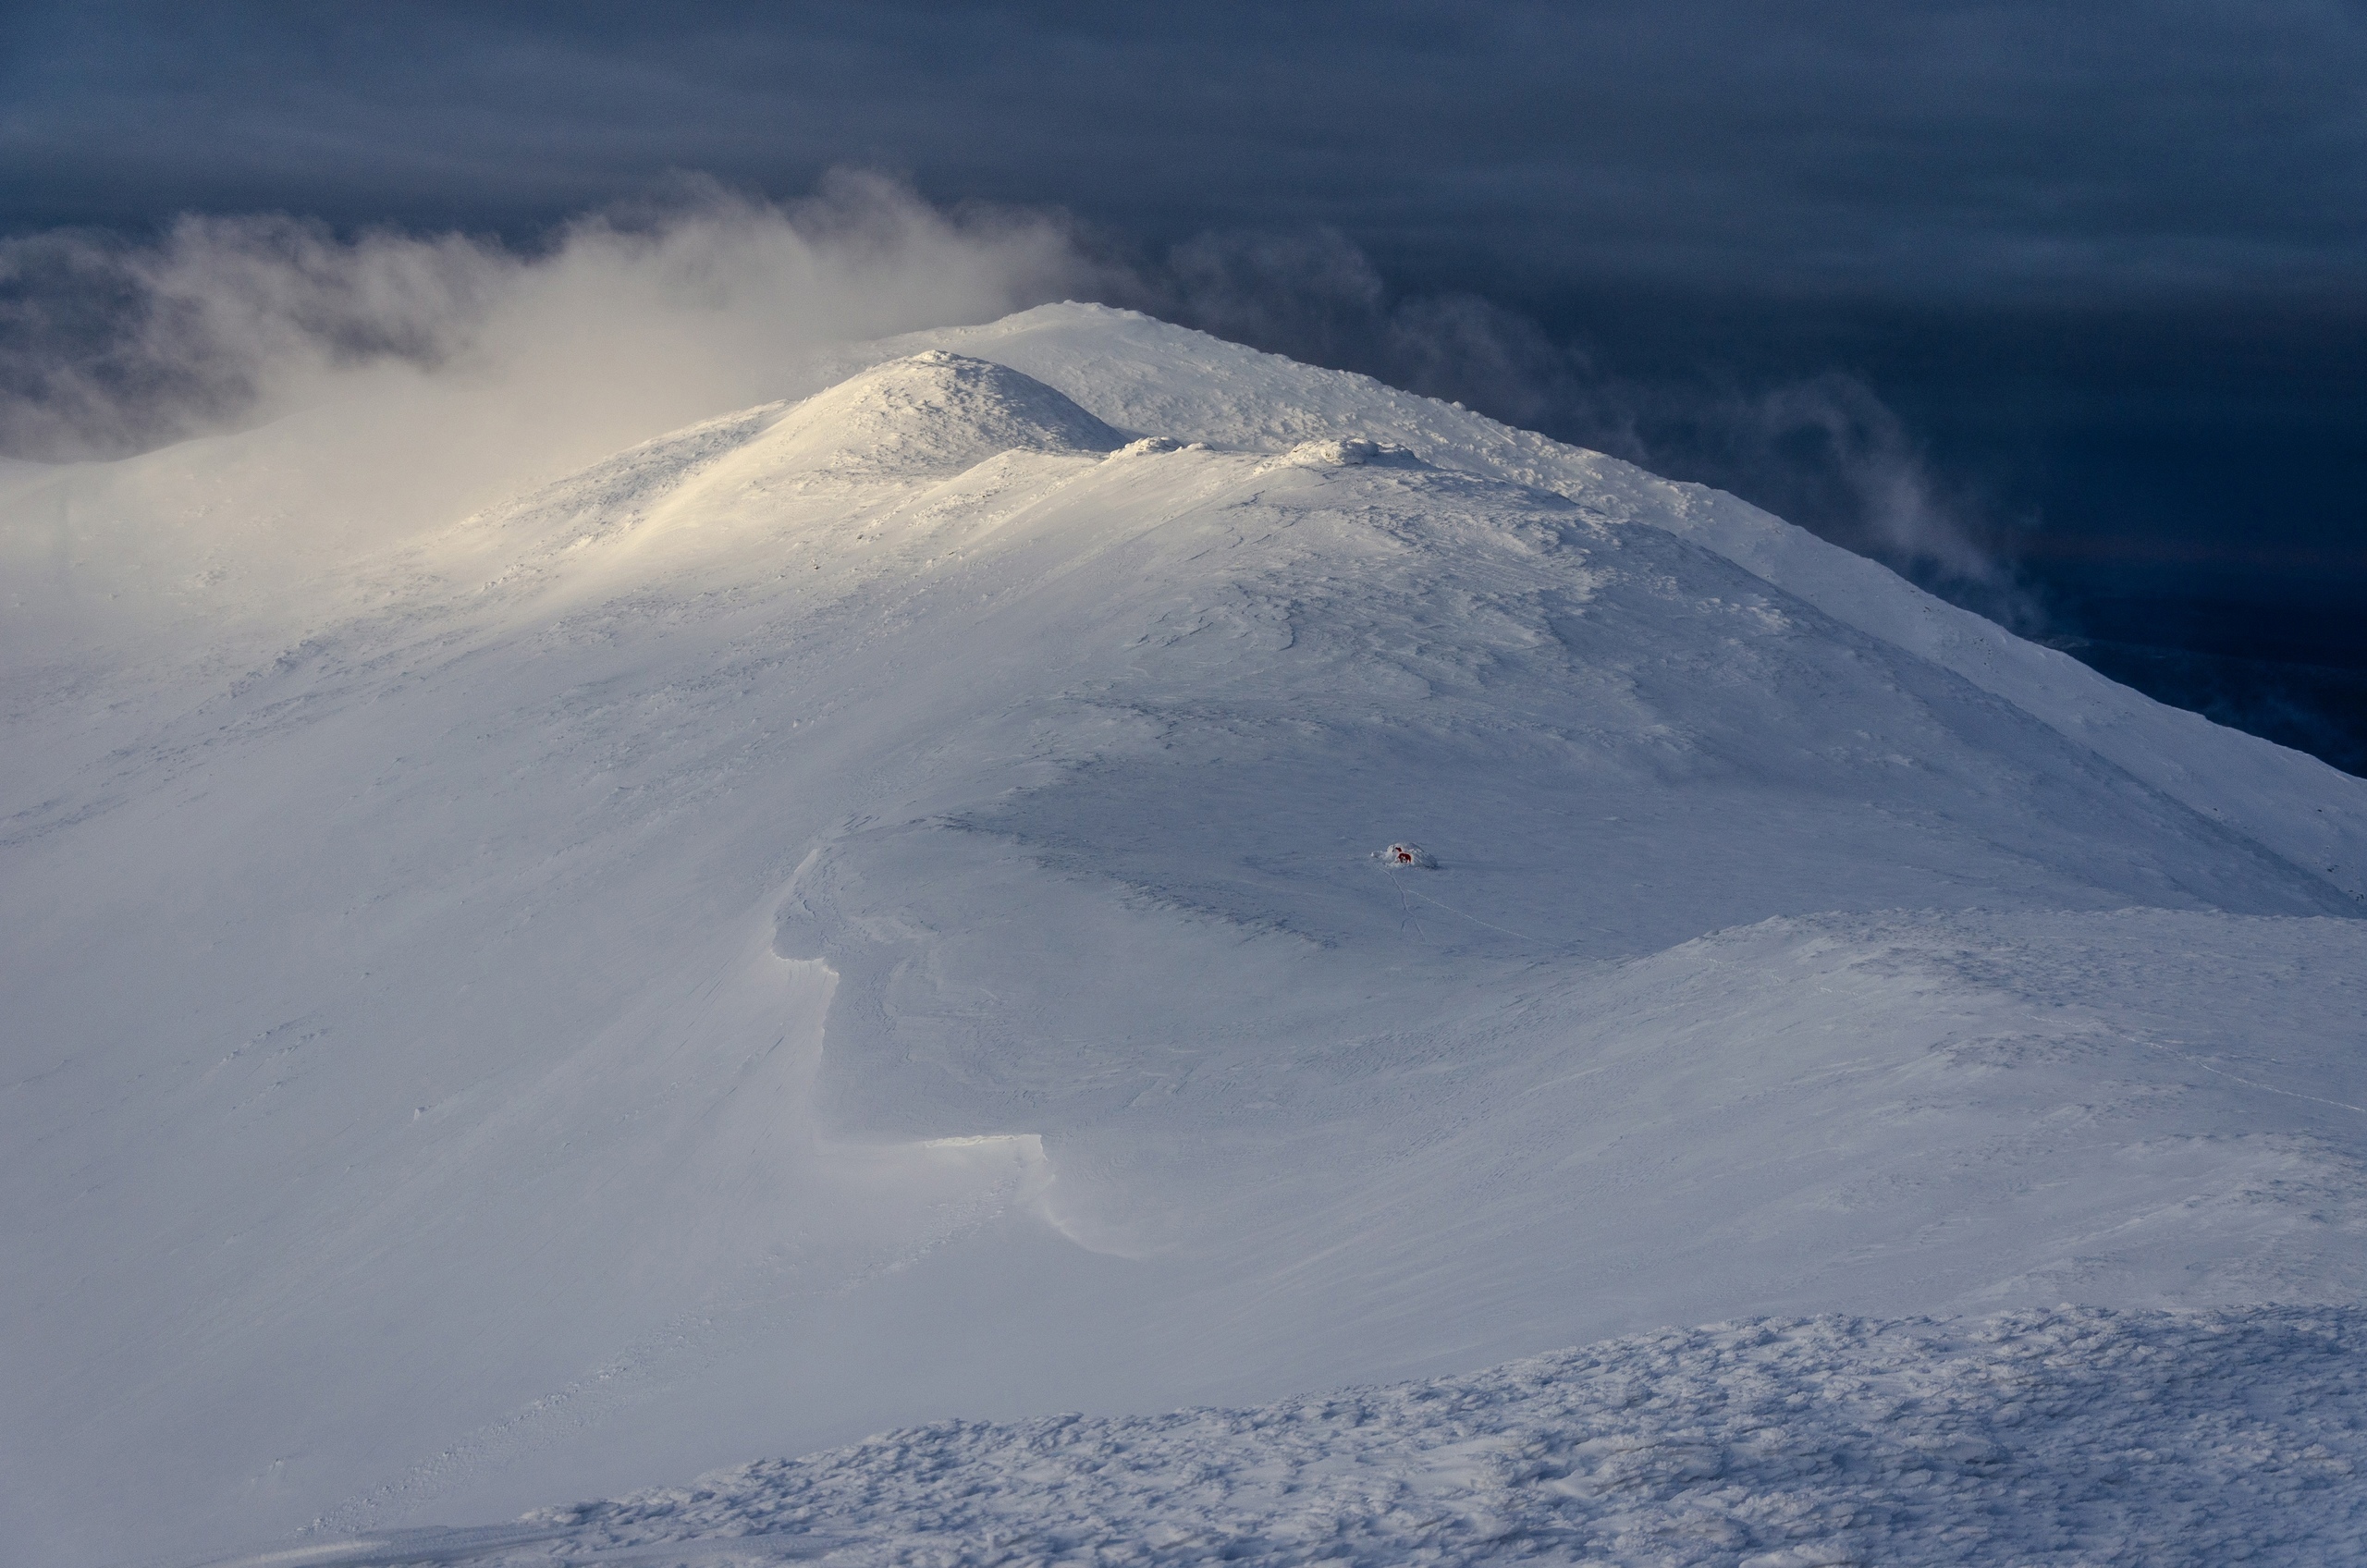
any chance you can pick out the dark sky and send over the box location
[6,0,2364,765]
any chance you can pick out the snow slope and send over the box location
[2,310,2363,1566]
[199,1305,2367,1568]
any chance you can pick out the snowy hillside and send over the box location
[202,1305,2367,1568]
[2,307,2363,1567]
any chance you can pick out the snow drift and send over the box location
[2,307,2363,1566]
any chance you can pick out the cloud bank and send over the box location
[12,3,2365,304]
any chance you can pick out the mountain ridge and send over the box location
[2,306,2362,1565]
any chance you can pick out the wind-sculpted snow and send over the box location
[223,1305,2366,1568]
[4,315,2365,1565]
[896,305,2367,911]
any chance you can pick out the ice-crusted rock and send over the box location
[1280,435,1424,468]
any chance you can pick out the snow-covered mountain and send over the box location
[3,306,2362,1567]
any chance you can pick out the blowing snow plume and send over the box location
[2,184,2022,626]
[0,173,1092,519]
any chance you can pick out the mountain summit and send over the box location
[3,304,2363,1565]
[753,349,1125,477]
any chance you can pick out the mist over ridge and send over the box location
[7,2,2364,766]
[7,173,2359,770]
[0,178,2038,632]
